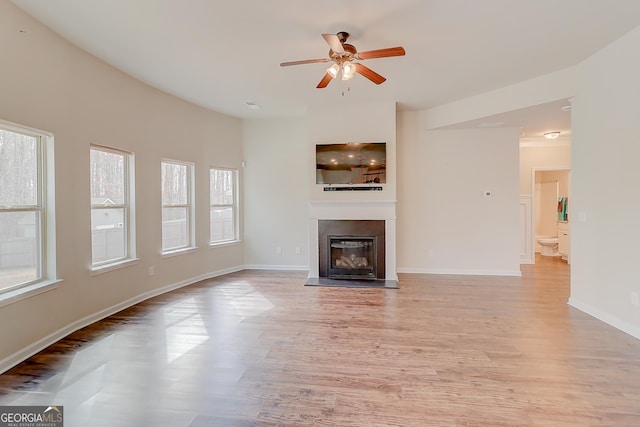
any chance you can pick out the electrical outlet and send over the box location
[295,247,301,254]
[631,292,639,307]
[148,266,155,276]
[276,246,282,254]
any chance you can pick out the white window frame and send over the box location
[161,159,196,254]
[0,119,59,306]
[209,167,239,245]
[90,145,137,272]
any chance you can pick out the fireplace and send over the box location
[318,220,385,280]
[328,235,377,280]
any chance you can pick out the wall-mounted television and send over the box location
[316,142,386,185]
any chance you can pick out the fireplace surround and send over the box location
[307,200,398,285]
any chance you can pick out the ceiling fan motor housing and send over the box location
[336,31,349,43]
[330,43,357,62]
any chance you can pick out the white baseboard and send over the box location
[0,265,244,375]
[568,297,640,340]
[397,267,522,277]
[244,264,309,271]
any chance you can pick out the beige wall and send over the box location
[397,117,522,275]
[0,1,244,368]
[570,25,640,338]
[243,118,309,268]
[243,109,523,276]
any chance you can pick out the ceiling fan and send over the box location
[280,32,406,88]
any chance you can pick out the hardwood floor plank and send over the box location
[1,256,639,426]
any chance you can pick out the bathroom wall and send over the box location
[535,180,558,237]
[543,171,570,197]
[535,170,569,240]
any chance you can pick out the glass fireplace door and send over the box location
[328,236,376,279]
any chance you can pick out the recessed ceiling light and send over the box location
[544,131,561,139]
[245,101,261,110]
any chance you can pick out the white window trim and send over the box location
[209,239,241,249]
[161,246,199,258]
[0,279,63,309]
[209,166,239,245]
[89,257,140,276]
[0,118,57,303]
[161,159,196,254]
[89,145,136,271]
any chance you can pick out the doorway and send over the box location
[531,168,570,263]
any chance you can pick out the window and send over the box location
[161,160,195,252]
[90,146,135,268]
[210,167,238,244]
[0,121,54,295]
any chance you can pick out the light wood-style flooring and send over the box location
[1,255,639,426]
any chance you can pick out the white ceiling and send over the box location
[11,0,640,137]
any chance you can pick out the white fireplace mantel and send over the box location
[308,200,397,280]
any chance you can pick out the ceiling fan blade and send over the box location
[356,46,406,60]
[355,63,386,85]
[316,72,334,88]
[280,58,331,67]
[322,33,345,54]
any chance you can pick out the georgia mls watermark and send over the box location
[0,406,63,427]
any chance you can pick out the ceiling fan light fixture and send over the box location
[341,61,356,80]
[544,131,561,139]
[327,63,340,79]
[341,72,354,81]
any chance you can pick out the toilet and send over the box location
[537,237,559,256]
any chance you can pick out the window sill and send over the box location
[209,239,241,249]
[90,258,140,276]
[0,279,63,309]
[161,247,198,258]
